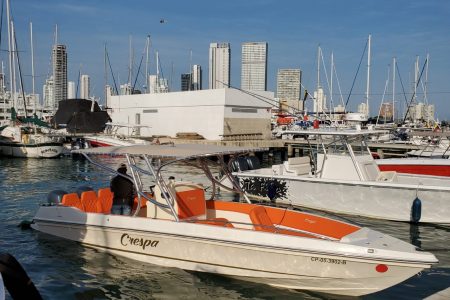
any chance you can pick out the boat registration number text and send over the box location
[311,257,347,265]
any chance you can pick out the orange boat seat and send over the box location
[176,188,207,219]
[249,206,276,232]
[98,188,113,214]
[61,193,84,211]
[193,218,234,228]
[80,191,101,213]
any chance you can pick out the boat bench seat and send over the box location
[249,206,316,238]
[62,189,113,214]
[61,193,84,211]
[283,156,311,176]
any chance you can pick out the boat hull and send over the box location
[236,173,450,224]
[0,142,63,158]
[31,206,430,296]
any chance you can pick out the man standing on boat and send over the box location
[110,163,136,215]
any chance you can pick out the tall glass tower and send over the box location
[241,42,268,91]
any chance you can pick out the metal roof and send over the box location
[73,143,266,158]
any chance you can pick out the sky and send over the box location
[6,0,450,119]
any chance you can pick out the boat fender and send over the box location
[411,197,422,223]
[18,220,33,230]
[76,186,94,197]
[47,190,67,205]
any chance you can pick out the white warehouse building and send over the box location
[107,88,273,140]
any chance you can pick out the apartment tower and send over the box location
[80,74,90,99]
[241,42,268,91]
[52,44,67,107]
[209,43,230,89]
[277,69,302,113]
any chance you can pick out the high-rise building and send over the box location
[43,76,55,108]
[209,43,230,89]
[181,73,191,91]
[192,64,202,90]
[277,69,302,113]
[80,74,90,99]
[52,44,67,106]
[241,42,268,91]
[67,81,75,99]
[314,87,327,114]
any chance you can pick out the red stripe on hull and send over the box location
[378,164,450,177]
[88,140,114,147]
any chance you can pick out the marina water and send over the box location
[1,157,449,299]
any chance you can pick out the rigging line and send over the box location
[105,48,119,95]
[394,62,410,112]
[344,38,368,108]
[333,62,345,109]
[13,29,28,117]
[402,57,428,124]
[132,53,144,92]
[376,66,390,126]
[0,0,3,53]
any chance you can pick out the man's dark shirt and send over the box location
[110,175,135,206]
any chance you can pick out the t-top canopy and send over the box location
[73,143,266,159]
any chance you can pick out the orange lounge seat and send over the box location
[61,193,83,211]
[80,191,101,213]
[98,188,113,214]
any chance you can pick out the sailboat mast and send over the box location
[11,21,17,110]
[6,0,12,100]
[316,45,320,116]
[330,52,334,118]
[30,22,36,115]
[145,35,150,93]
[365,34,371,118]
[392,57,396,122]
[156,51,160,93]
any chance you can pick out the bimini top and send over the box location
[283,128,388,136]
[73,143,266,159]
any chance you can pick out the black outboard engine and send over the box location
[47,190,67,205]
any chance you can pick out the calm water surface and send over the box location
[0,157,449,299]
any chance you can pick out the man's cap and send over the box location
[118,163,127,169]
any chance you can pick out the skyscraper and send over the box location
[192,64,202,90]
[52,44,67,106]
[181,73,191,91]
[277,69,302,112]
[209,43,230,89]
[241,42,268,91]
[80,74,90,99]
[67,81,75,99]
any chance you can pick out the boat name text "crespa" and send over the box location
[311,257,347,265]
[41,148,58,154]
[120,233,159,250]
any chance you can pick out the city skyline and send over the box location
[6,0,450,119]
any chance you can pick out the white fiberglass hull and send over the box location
[236,172,450,224]
[0,142,63,158]
[31,206,435,296]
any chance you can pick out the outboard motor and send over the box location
[246,156,261,170]
[47,190,67,205]
[231,157,249,172]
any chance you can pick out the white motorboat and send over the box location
[231,129,450,224]
[30,144,438,296]
[0,125,63,158]
[84,123,150,147]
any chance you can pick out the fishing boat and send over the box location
[230,129,450,224]
[31,144,437,296]
[0,124,63,158]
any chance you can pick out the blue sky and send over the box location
[6,0,450,119]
